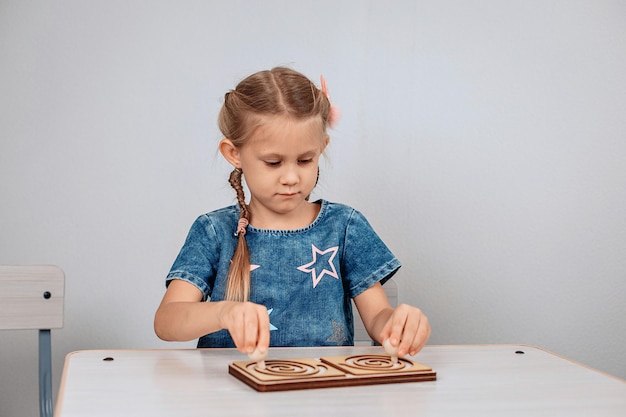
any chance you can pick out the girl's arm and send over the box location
[154,279,270,354]
[353,282,431,357]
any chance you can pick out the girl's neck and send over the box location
[247,200,321,231]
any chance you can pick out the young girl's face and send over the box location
[230,116,328,228]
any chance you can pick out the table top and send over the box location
[54,344,626,417]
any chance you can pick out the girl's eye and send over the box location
[298,159,313,164]
[265,161,281,167]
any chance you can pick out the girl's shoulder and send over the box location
[318,199,360,217]
[207,204,239,217]
[197,205,238,220]
[315,199,369,226]
[192,205,239,231]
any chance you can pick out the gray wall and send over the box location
[1,1,625,416]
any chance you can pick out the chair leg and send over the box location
[39,329,53,417]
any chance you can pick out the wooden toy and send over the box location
[229,353,436,392]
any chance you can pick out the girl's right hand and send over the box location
[218,301,270,355]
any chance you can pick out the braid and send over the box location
[225,168,251,302]
[229,168,249,220]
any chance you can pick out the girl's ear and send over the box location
[219,139,241,168]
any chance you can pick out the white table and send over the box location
[54,345,626,416]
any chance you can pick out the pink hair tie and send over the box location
[320,75,341,128]
[234,218,249,237]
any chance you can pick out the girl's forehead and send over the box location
[248,115,326,148]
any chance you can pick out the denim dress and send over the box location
[166,199,401,348]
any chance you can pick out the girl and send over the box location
[154,67,430,360]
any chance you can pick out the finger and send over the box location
[388,306,410,347]
[243,306,260,353]
[409,316,431,356]
[256,307,270,352]
[397,312,420,357]
[406,314,430,356]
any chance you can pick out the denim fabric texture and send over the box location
[166,199,401,348]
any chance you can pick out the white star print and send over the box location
[297,244,339,288]
[267,308,277,331]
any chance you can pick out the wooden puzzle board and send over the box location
[229,354,436,392]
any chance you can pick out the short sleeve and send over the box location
[166,215,221,300]
[340,209,401,298]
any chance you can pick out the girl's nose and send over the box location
[280,165,299,185]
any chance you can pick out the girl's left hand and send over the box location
[380,304,431,357]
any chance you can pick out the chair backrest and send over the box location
[0,265,64,330]
[0,265,65,417]
[352,278,398,345]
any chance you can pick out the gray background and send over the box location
[1,1,625,416]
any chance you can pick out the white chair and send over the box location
[352,278,398,345]
[0,265,65,417]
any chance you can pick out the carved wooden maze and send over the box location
[229,354,436,392]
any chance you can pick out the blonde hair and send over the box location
[218,67,331,302]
